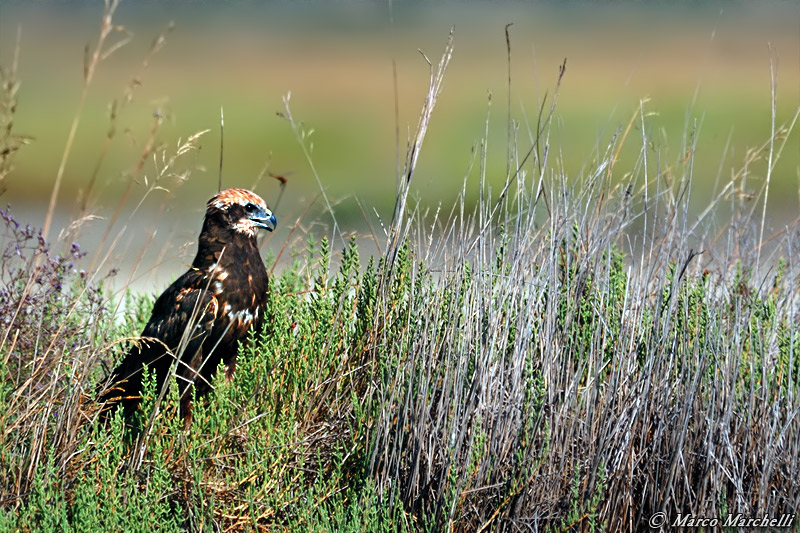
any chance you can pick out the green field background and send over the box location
[0,2,797,276]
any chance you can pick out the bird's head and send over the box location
[206,188,277,238]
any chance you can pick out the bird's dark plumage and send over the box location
[101,188,276,422]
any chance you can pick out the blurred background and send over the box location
[0,1,798,288]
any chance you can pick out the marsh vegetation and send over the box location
[1,3,799,531]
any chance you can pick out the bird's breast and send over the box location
[205,266,265,335]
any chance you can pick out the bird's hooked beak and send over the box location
[250,207,277,232]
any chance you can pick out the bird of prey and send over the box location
[101,188,276,423]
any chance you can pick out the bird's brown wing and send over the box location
[102,270,220,418]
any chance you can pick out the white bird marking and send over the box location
[228,308,254,327]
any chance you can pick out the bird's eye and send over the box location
[244,202,257,213]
